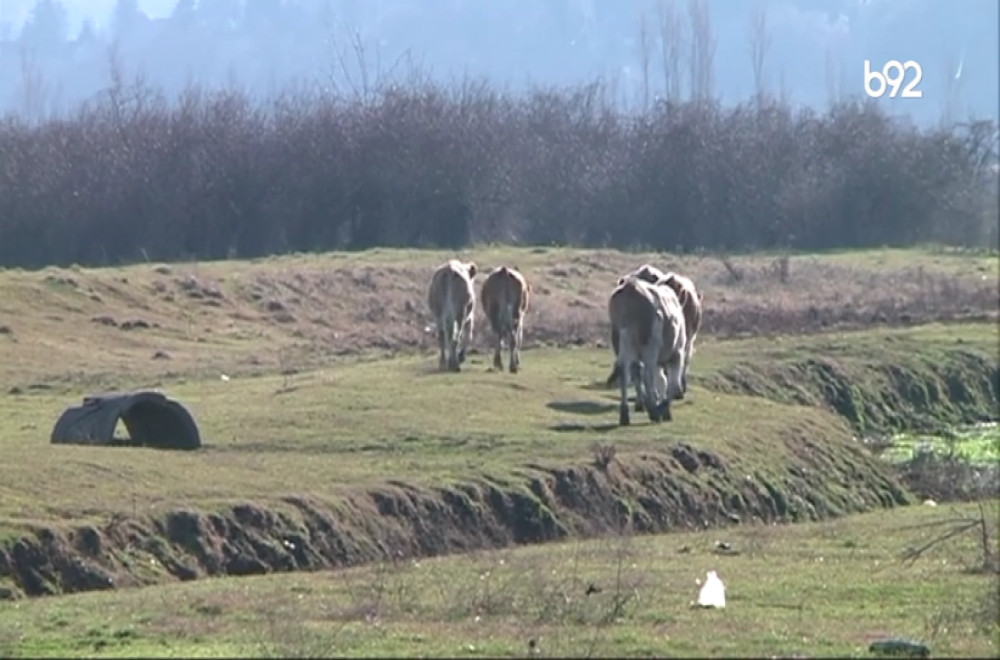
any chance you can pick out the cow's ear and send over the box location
[616,276,626,286]
[466,262,478,279]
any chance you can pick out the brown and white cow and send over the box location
[607,274,687,426]
[657,271,703,395]
[427,259,478,372]
[605,264,703,401]
[604,264,668,394]
[480,265,530,373]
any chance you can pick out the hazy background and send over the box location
[0,0,997,125]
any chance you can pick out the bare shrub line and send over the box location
[897,502,999,574]
[0,60,996,268]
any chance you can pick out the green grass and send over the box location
[0,245,997,646]
[701,321,999,435]
[1,501,996,658]
[1,321,994,529]
[0,341,841,525]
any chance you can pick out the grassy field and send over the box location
[0,320,995,530]
[0,245,997,654]
[0,246,994,526]
[0,245,995,389]
[1,501,996,658]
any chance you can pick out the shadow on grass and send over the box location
[578,379,615,392]
[549,421,622,433]
[547,400,617,416]
[411,351,495,378]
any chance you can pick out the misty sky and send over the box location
[1,1,172,32]
[0,0,996,126]
[0,0,973,41]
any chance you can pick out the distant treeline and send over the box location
[0,76,997,269]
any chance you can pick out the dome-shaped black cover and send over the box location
[50,390,201,450]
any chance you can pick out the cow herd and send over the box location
[426,259,704,427]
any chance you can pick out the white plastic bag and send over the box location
[697,570,726,608]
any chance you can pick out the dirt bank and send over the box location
[2,341,995,601]
[0,441,907,600]
[704,341,998,435]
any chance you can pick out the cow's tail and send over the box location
[440,286,454,345]
[500,301,515,337]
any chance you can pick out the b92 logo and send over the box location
[863,60,924,99]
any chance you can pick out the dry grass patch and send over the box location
[0,246,995,391]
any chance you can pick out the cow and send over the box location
[480,265,530,373]
[604,264,668,398]
[607,274,687,426]
[605,264,703,402]
[427,259,478,372]
[657,271,703,395]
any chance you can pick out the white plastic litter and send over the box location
[697,570,726,608]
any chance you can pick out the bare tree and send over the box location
[321,14,411,108]
[17,45,46,122]
[103,40,158,153]
[105,39,130,135]
[940,53,965,128]
[687,0,716,103]
[637,10,652,111]
[657,0,686,103]
[748,3,771,105]
[824,47,840,105]
[778,65,790,105]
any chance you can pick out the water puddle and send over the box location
[859,421,1000,465]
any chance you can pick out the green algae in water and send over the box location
[881,422,1000,465]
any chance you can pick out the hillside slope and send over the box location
[1,246,994,390]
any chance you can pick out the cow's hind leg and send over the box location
[618,365,631,426]
[492,326,504,372]
[668,350,685,402]
[653,365,669,403]
[642,326,665,422]
[641,363,665,423]
[508,321,521,374]
[632,362,645,412]
[456,309,473,369]
[644,367,667,422]
[657,352,684,420]
[437,326,448,372]
[680,338,695,398]
[447,321,463,372]
[632,360,648,416]
[617,335,633,427]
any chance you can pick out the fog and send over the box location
[0,0,997,125]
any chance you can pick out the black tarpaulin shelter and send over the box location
[50,390,201,450]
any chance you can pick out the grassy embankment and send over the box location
[1,500,997,658]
